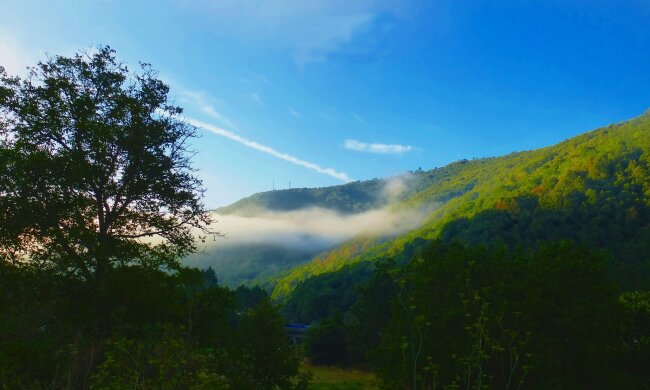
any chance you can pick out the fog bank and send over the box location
[204,205,432,251]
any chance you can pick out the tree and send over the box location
[232,297,305,390]
[368,241,624,389]
[305,310,350,366]
[0,47,213,278]
[91,324,230,390]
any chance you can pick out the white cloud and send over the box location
[187,117,352,182]
[344,139,413,154]
[178,90,237,129]
[191,0,412,65]
[291,12,375,65]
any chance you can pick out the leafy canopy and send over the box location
[0,46,212,276]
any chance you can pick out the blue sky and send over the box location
[2,0,650,207]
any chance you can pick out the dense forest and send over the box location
[301,241,650,388]
[0,263,308,388]
[2,48,650,389]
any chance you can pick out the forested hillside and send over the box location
[206,155,489,287]
[274,110,650,302]
[199,165,467,286]
[276,112,650,388]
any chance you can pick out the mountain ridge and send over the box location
[194,110,649,293]
[269,110,650,300]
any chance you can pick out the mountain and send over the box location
[194,168,453,287]
[216,180,386,216]
[272,110,650,311]
[190,110,650,295]
[215,169,454,216]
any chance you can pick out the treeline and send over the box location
[0,262,308,389]
[301,240,650,389]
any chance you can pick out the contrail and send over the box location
[186,117,352,182]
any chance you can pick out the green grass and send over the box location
[300,362,379,390]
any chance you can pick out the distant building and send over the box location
[285,323,310,345]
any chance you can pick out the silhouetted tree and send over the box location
[0,47,213,277]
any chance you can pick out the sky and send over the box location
[1,0,650,208]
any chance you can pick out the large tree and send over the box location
[0,47,213,278]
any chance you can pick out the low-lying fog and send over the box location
[184,175,437,286]
[197,174,436,253]
[202,205,432,252]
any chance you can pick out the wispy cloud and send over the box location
[193,0,412,66]
[187,117,352,182]
[344,139,413,154]
[289,108,302,118]
[178,90,237,129]
[240,72,272,87]
[314,111,334,120]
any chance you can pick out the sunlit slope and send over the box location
[272,110,650,299]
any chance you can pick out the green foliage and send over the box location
[0,46,213,274]
[93,301,310,390]
[218,157,485,217]
[305,311,351,366]
[91,325,229,389]
[286,240,650,387]
[274,110,650,301]
[0,262,89,388]
[618,291,650,382]
[234,284,268,310]
[272,237,387,301]
[300,363,378,390]
[212,170,461,290]
[0,263,306,389]
[0,47,305,389]
[230,297,305,390]
[281,261,375,323]
[358,241,647,389]
[4,45,650,389]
